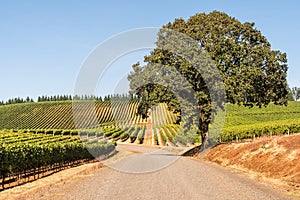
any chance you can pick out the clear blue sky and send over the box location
[0,0,299,101]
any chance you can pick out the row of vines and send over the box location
[0,131,116,190]
[0,101,177,130]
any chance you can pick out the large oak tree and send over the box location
[128,11,288,149]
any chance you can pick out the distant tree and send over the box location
[287,86,294,101]
[128,11,288,149]
[291,87,300,101]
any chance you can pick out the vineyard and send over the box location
[0,100,178,130]
[1,100,300,145]
[210,101,300,142]
[0,130,116,190]
[1,99,300,190]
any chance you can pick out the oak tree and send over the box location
[128,11,288,149]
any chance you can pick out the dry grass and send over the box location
[206,134,300,194]
[0,162,104,200]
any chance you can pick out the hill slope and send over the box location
[0,101,300,140]
[0,101,178,130]
[206,134,300,195]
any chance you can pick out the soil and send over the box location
[142,119,153,146]
[205,133,300,197]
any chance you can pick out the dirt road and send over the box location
[23,145,291,200]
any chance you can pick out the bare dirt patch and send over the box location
[206,134,300,196]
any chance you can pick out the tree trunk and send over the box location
[1,172,5,190]
[199,122,212,152]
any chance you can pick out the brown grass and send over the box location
[206,134,300,192]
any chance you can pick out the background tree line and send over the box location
[288,86,300,101]
[0,93,140,106]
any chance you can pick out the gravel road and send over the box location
[35,144,290,200]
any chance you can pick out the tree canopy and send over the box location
[128,11,288,148]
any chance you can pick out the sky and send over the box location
[0,0,299,101]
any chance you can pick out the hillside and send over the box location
[1,100,300,130]
[206,134,300,195]
[0,101,178,130]
[210,101,300,142]
[0,100,300,146]
[223,101,300,126]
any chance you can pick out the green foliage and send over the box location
[211,101,300,128]
[45,130,53,135]
[128,11,288,145]
[54,130,62,135]
[120,132,129,140]
[219,120,300,142]
[96,131,104,137]
[0,131,116,187]
[0,101,176,130]
[138,126,146,144]
[154,133,159,145]
[160,130,167,143]
[88,131,96,137]
[111,129,124,139]
[62,130,70,136]
[70,130,78,136]
[128,127,138,142]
